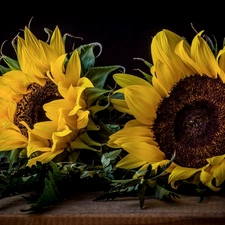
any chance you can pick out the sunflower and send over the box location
[0,25,66,153]
[107,29,225,192]
[0,24,114,167]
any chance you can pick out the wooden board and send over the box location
[0,192,225,225]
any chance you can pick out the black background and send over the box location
[0,12,224,74]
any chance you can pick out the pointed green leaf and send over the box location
[154,184,180,200]
[102,150,122,163]
[137,182,146,209]
[23,177,60,211]
[50,161,62,184]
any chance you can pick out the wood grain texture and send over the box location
[0,192,225,225]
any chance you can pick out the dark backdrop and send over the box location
[0,14,224,74]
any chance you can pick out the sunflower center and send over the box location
[14,79,62,137]
[153,75,225,168]
[174,100,217,147]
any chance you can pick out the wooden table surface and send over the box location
[0,191,225,225]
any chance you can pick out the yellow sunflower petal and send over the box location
[49,26,65,56]
[27,150,64,167]
[107,124,154,147]
[151,29,192,79]
[76,110,90,129]
[0,129,27,150]
[175,39,199,74]
[206,154,225,166]
[110,98,131,114]
[26,134,51,157]
[212,160,225,186]
[116,154,147,169]
[168,166,201,189]
[153,60,179,93]
[151,73,169,97]
[77,77,94,87]
[47,54,67,85]
[191,31,218,78]
[64,50,81,87]
[113,73,152,88]
[217,48,225,82]
[121,142,165,163]
[32,121,57,140]
[124,85,161,125]
[200,167,221,191]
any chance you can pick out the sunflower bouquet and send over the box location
[0,21,225,211]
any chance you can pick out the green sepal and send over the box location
[89,95,110,116]
[133,57,153,69]
[86,116,100,131]
[134,68,152,84]
[85,65,125,88]
[79,131,102,147]
[77,42,102,71]
[68,149,80,163]
[0,65,11,75]
[1,55,20,70]
[70,133,101,152]
[85,87,111,107]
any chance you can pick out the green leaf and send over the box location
[21,162,63,212]
[137,182,146,209]
[22,177,60,211]
[85,66,125,88]
[50,161,62,184]
[154,184,180,200]
[103,150,122,162]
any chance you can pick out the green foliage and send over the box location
[21,162,63,212]
[94,152,179,209]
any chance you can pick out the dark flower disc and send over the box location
[153,75,225,168]
[14,80,61,137]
